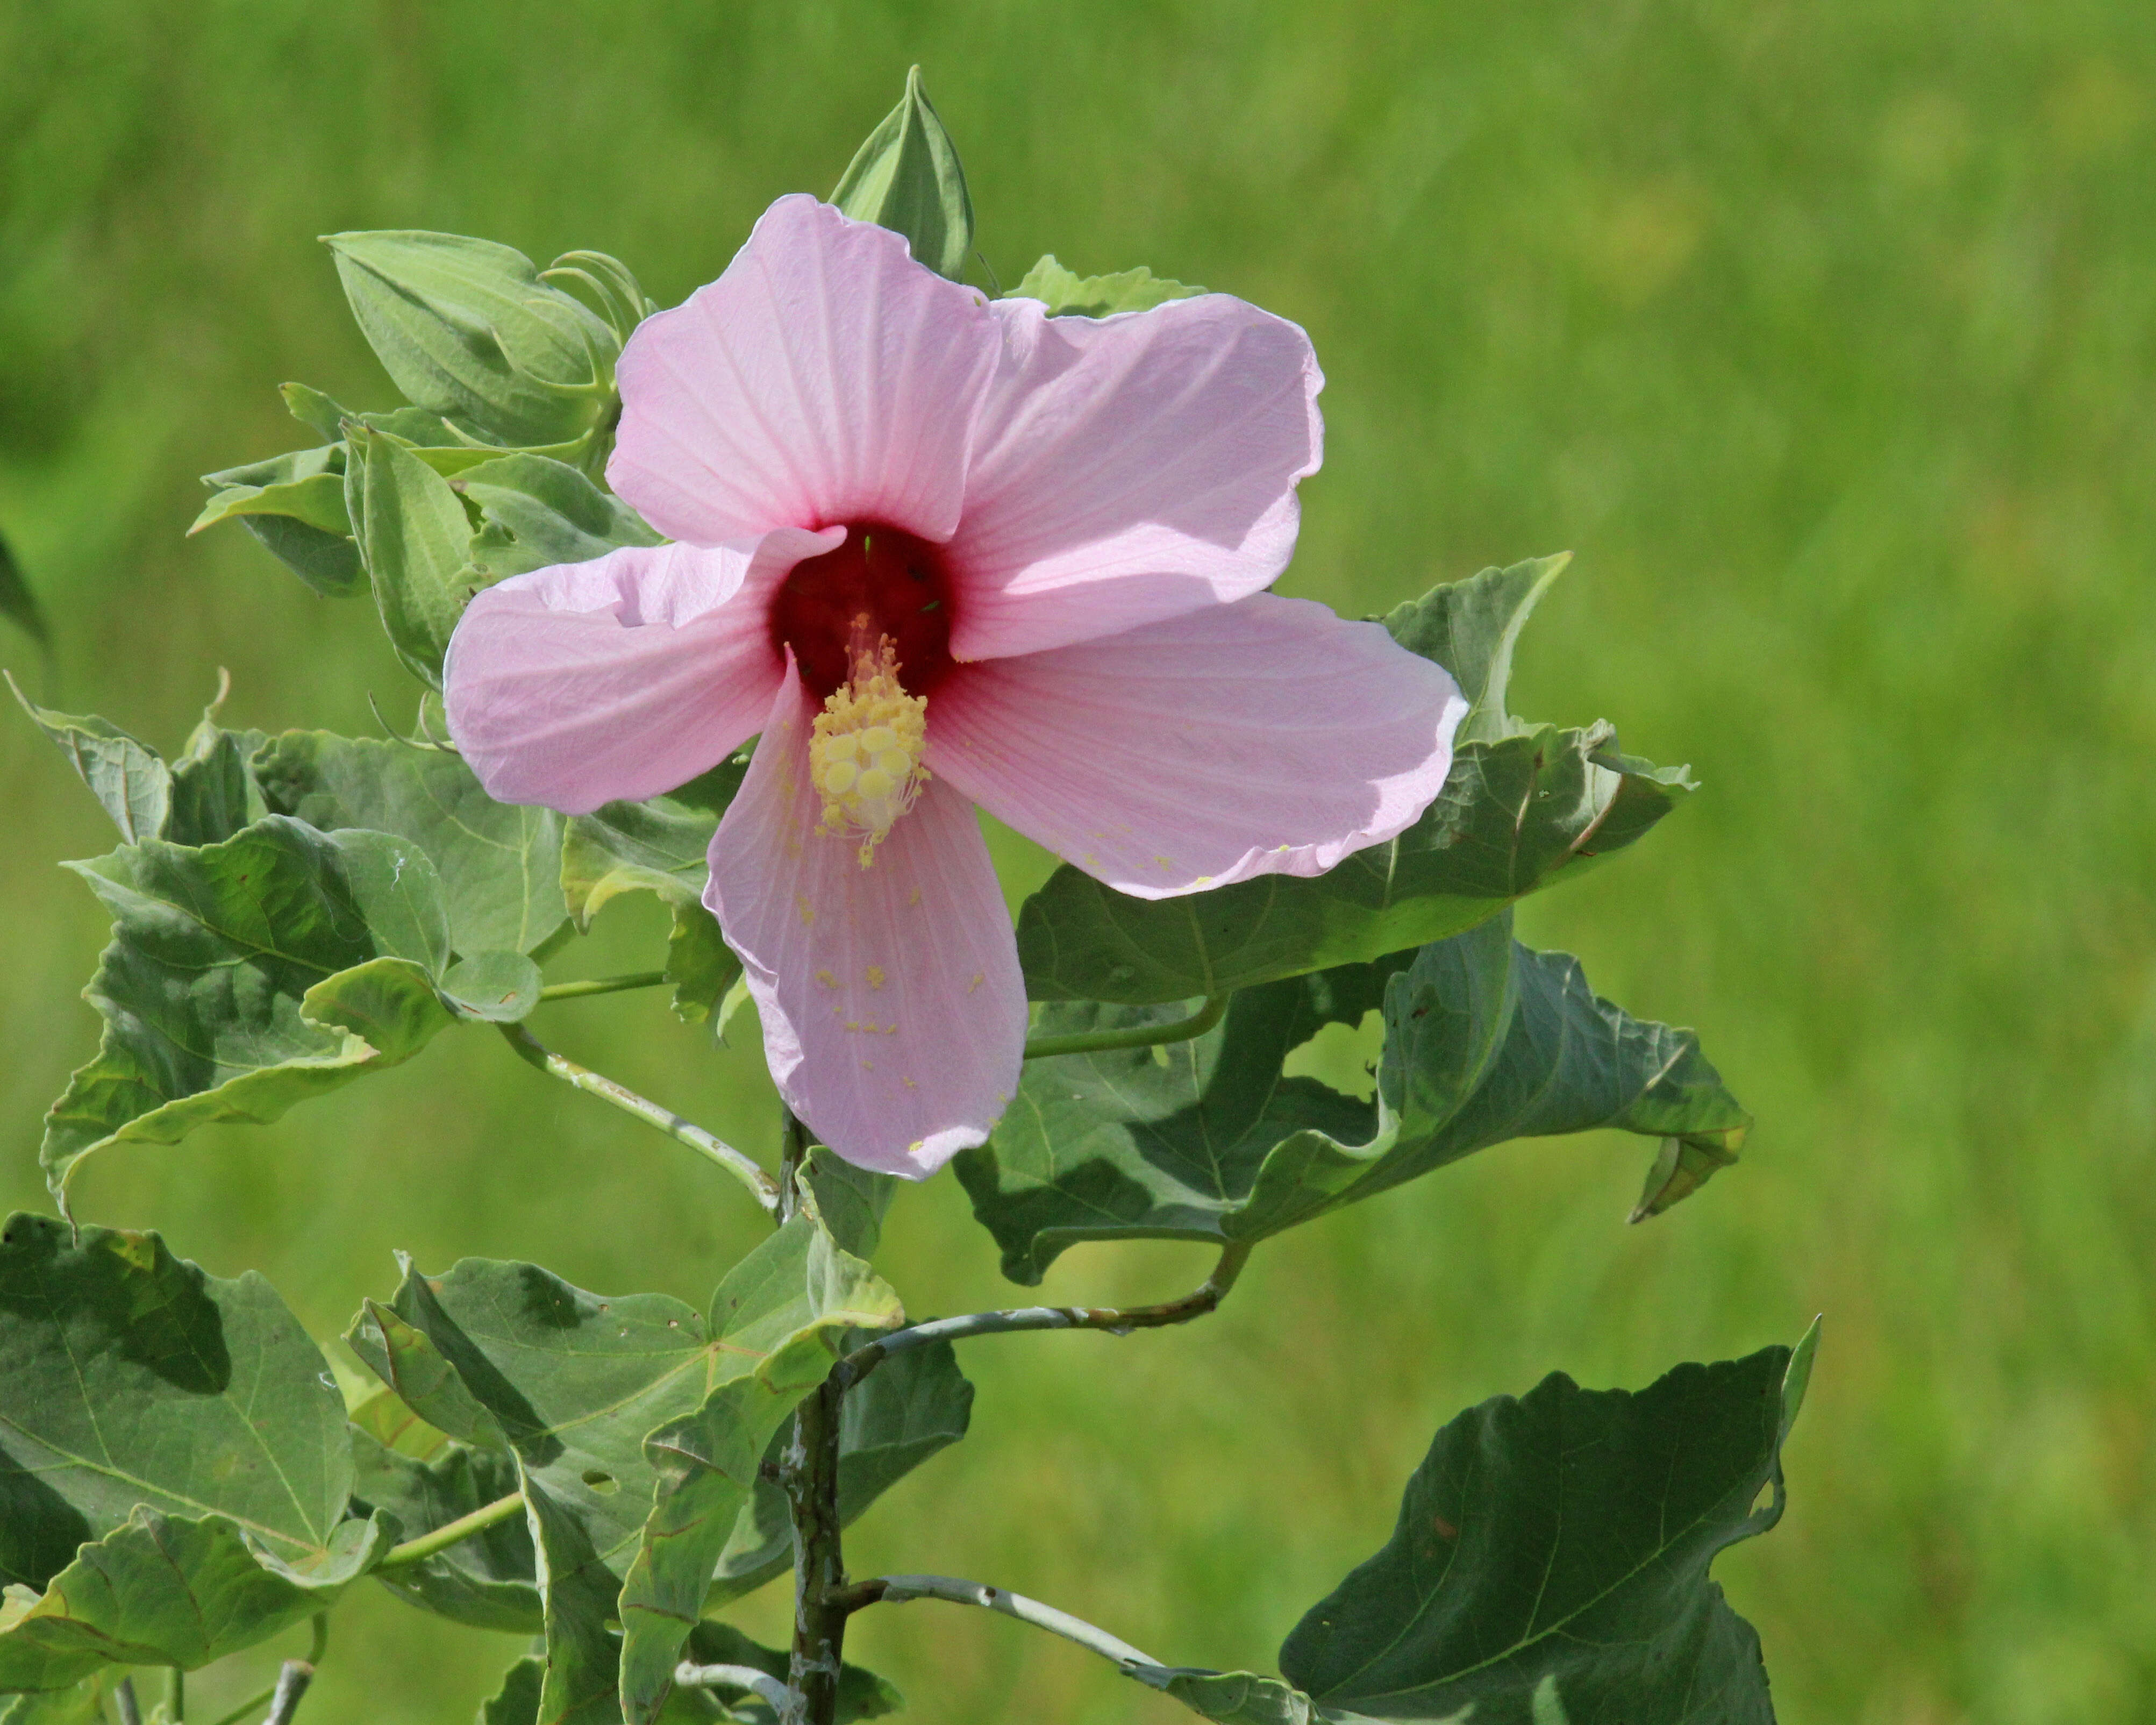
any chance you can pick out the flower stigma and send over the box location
[810,622,930,867]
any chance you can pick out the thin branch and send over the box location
[673,1664,793,1712]
[201,1617,327,1725]
[832,1242,1252,1392]
[114,1678,142,1725]
[834,1574,1164,1671]
[265,1658,313,1725]
[1023,994,1230,1061]
[496,1022,780,1212]
[376,1491,525,1571]
[536,970,668,1003]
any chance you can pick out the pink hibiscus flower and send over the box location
[444,195,1466,1178]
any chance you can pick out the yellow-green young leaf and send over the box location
[1014,561,1690,1004]
[963,913,1749,1282]
[1010,255,1206,318]
[253,731,568,958]
[1265,1344,1809,1723]
[325,231,616,448]
[353,428,484,690]
[831,66,975,280]
[40,819,460,1200]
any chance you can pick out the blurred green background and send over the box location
[4,2,2154,1720]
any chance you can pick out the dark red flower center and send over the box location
[770,524,956,698]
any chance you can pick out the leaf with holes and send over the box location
[40,818,465,1199]
[963,913,1749,1282]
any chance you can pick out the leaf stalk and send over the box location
[1022,993,1231,1061]
[534,970,668,1002]
[376,1490,526,1571]
[495,1022,780,1211]
[829,1573,1163,1671]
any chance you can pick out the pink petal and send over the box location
[943,294,1324,661]
[928,595,1466,898]
[706,667,1025,1177]
[608,195,1001,546]
[443,529,838,814]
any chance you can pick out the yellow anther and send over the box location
[808,631,929,867]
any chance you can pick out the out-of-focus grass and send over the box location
[4,3,2155,1720]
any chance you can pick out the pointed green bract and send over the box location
[325,231,617,448]
[1011,255,1206,318]
[353,428,484,690]
[831,66,975,280]
[39,819,465,1199]
[964,913,1749,1281]
[8,680,169,843]
[1015,562,1688,1006]
[460,453,661,583]
[254,731,569,957]
[1266,1344,1805,1723]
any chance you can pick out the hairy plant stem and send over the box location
[782,1378,848,1725]
[1022,992,1230,1061]
[263,1658,313,1725]
[376,1491,526,1570]
[827,1573,1164,1671]
[496,1022,780,1211]
[831,1241,1253,1393]
[534,970,668,1003]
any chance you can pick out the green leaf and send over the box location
[253,731,569,956]
[0,527,52,649]
[962,913,1750,1281]
[1015,562,1691,1006]
[352,1430,537,1633]
[1265,1343,1805,1723]
[798,1147,897,1259]
[616,1218,904,1722]
[1010,255,1205,318]
[346,1297,512,1452]
[1379,554,1568,744]
[352,427,484,690]
[8,680,169,844]
[705,1332,972,1609]
[166,681,269,847]
[675,1622,902,1723]
[0,1671,111,1723]
[460,454,661,582]
[560,764,747,1023]
[197,444,363,598]
[831,66,975,280]
[440,951,544,1022]
[325,231,616,448]
[0,1214,360,1586]
[1127,1670,1312,1725]
[477,1656,546,1725]
[0,1509,389,1693]
[40,818,461,1199]
[519,1466,625,1725]
[281,382,351,442]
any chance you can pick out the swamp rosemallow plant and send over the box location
[0,69,1811,1725]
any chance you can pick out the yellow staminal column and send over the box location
[809,633,930,867]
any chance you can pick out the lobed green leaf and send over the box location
[1010,255,1206,318]
[963,913,1750,1281]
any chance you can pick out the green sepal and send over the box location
[351,427,484,690]
[39,819,464,1201]
[1014,559,1689,1005]
[831,66,975,280]
[459,452,661,582]
[0,1509,390,1693]
[324,230,617,448]
[253,730,570,957]
[1010,255,1205,318]
[963,913,1749,1281]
